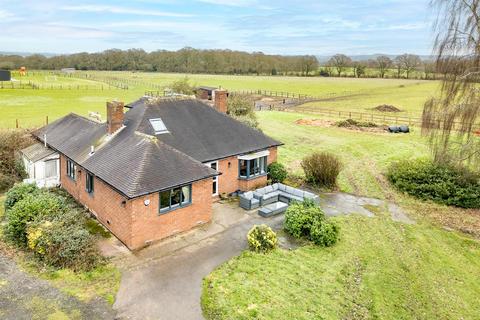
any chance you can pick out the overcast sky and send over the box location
[0,0,434,55]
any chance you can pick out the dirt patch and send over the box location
[373,104,402,112]
[295,118,335,127]
[295,118,387,133]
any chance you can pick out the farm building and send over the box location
[195,86,218,100]
[23,89,281,249]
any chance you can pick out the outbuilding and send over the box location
[20,142,60,188]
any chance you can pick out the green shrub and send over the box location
[3,192,67,246]
[247,224,278,253]
[310,219,339,247]
[4,183,40,212]
[267,162,288,183]
[284,200,324,238]
[27,211,102,271]
[284,200,339,247]
[301,152,342,189]
[387,159,480,209]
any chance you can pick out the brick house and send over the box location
[26,91,282,250]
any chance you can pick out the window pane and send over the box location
[260,156,266,174]
[210,162,217,170]
[171,187,182,207]
[212,181,217,194]
[182,185,191,204]
[248,159,255,176]
[45,160,57,178]
[160,191,170,211]
[239,160,247,177]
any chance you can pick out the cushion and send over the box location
[285,186,296,195]
[264,185,274,193]
[272,183,279,191]
[263,191,279,200]
[293,189,304,198]
[242,191,253,199]
[253,192,262,199]
[278,184,287,191]
[289,195,304,202]
[251,198,260,204]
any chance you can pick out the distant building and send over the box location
[195,86,218,100]
[0,70,11,81]
[61,68,76,74]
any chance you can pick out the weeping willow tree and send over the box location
[422,0,480,169]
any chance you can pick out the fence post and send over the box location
[46,116,49,125]
[16,119,19,129]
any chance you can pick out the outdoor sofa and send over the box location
[239,183,320,210]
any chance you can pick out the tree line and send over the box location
[324,53,435,79]
[0,48,318,76]
[0,48,434,79]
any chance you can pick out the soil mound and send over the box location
[373,104,402,112]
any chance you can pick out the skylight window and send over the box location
[149,118,168,134]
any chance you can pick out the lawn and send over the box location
[0,71,439,128]
[201,111,480,319]
[202,212,480,319]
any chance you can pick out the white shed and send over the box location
[20,142,60,188]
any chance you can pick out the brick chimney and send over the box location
[213,89,228,113]
[106,100,124,134]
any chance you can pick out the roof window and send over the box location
[149,118,168,134]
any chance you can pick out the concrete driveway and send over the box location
[112,193,412,320]
[113,202,285,320]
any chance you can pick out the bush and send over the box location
[310,219,339,247]
[27,211,102,271]
[169,77,195,95]
[284,200,339,247]
[4,183,40,212]
[247,224,278,253]
[301,152,342,189]
[387,159,480,208]
[3,192,67,246]
[284,200,323,238]
[267,162,288,183]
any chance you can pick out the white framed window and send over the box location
[44,159,58,178]
[206,161,219,196]
[149,118,168,134]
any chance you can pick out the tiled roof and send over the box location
[33,97,281,198]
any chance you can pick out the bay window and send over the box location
[239,156,267,179]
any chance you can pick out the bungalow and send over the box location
[23,90,282,250]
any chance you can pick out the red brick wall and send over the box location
[59,155,213,250]
[215,146,278,194]
[60,155,133,248]
[129,179,212,249]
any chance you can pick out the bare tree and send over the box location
[328,54,352,76]
[376,55,392,78]
[395,54,422,78]
[422,0,480,167]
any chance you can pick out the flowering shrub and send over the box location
[247,224,278,253]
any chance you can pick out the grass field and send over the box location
[202,111,480,320]
[0,71,439,128]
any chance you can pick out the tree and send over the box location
[352,62,366,78]
[328,54,352,77]
[299,56,319,76]
[395,54,422,79]
[421,0,480,168]
[376,56,392,78]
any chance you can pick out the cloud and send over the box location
[60,5,193,17]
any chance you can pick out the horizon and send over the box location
[0,0,433,56]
